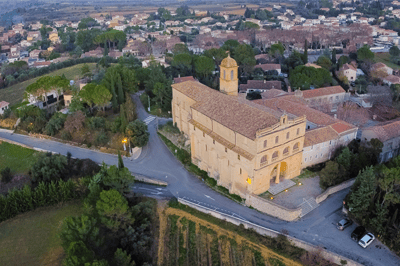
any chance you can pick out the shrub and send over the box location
[95,132,109,146]
[87,116,105,130]
[0,167,12,183]
[30,153,67,184]
[45,113,66,136]
[61,130,72,140]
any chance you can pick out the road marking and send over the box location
[143,116,156,125]
[204,195,215,201]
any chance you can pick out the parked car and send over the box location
[351,226,366,241]
[358,233,375,248]
[337,218,353,230]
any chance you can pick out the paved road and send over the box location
[0,94,399,266]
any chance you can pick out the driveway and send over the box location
[0,93,398,266]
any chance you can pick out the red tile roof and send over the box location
[0,101,9,109]
[254,63,281,71]
[304,126,338,147]
[330,122,355,134]
[172,80,282,139]
[174,76,196,84]
[364,118,400,142]
[239,80,282,91]
[301,86,345,99]
[341,63,356,71]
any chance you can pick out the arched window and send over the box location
[263,140,267,148]
[293,142,299,151]
[272,151,279,160]
[260,155,267,165]
[231,70,233,80]
[286,132,290,139]
[223,70,226,79]
[283,147,289,155]
[275,136,279,144]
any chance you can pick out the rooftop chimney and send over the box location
[334,114,337,119]
[264,80,266,83]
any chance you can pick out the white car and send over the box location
[358,233,375,248]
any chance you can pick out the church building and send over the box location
[171,55,307,197]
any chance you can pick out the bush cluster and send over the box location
[0,179,76,222]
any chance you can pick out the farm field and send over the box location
[374,52,399,70]
[0,63,96,106]
[0,200,84,266]
[0,141,39,174]
[158,204,302,266]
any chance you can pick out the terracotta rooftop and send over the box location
[364,118,400,142]
[261,89,287,99]
[174,76,196,84]
[384,75,400,84]
[341,63,356,71]
[0,101,9,109]
[239,80,282,91]
[330,122,355,134]
[172,80,282,140]
[304,126,338,147]
[301,86,345,99]
[254,63,281,71]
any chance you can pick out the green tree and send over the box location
[118,151,124,169]
[96,189,133,231]
[303,40,308,63]
[319,161,346,189]
[389,46,400,57]
[357,45,374,62]
[80,84,112,112]
[102,65,137,107]
[348,167,377,223]
[203,48,228,66]
[316,55,332,70]
[221,39,240,55]
[126,120,149,147]
[30,153,67,184]
[81,64,92,78]
[289,65,332,89]
[64,241,95,266]
[332,49,337,65]
[45,113,66,136]
[269,42,285,58]
[172,43,189,55]
[194,56,215,77]
[114,248,135,266]
[172,53,193,69]
[153,82,172,111]
[335,147,353,173]
[233,44,256,75]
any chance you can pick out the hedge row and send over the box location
[0,179,76,222]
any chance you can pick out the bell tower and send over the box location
[219,54,238,96]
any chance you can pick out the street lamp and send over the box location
[122,138,128,151]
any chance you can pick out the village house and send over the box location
[30,22,42,30]
[383,75,400,86]
[29,49,41,59]
[81,47,104,58]
[294,86,348,111]
[339,63,357,82]
[26,88,64,114]
[48,31,60,44]
[33,61,52,68]
[172,55,307,197]
[372,62,393,75]
[0,101,9,115]
[361,119,400,162]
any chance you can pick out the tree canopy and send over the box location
[79,83,112,111]
[25,75,69,99]
[357,45,374,62]
[289,65,333,90]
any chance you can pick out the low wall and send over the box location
[134,174,168,186]
[316,178,355,204]
[27,132,129,156]
[246,193,302,221]
[178,198,363,266]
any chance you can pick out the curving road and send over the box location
[0,94,398,266]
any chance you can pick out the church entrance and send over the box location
[269,161,288,184]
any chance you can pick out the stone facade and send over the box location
[172,57,306,197]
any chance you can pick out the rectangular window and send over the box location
[206,145,207,151]
[238,155,240,160]
[194,126,196,131]
[240,168,242,174]
[203,132,205,137]
[225,148,227,153]
[213,140,215,145]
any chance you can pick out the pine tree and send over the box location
[118,151,124,169]
[120,105,128,133]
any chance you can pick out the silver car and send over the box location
[337,218,353,230]
[358,233,375,248]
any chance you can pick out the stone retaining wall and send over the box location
[245,193,302,221]
[316,178,355,204]
[178,198,363,266]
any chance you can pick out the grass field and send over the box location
[0,63,96,106]
[0,200,83,266]
[158,205,302,266]
[374,53,399,70]
[0,141,39,174]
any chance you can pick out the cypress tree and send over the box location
[303,40,308,64]
[120,104,128,133]
[117,74,124,105]
[118,151,124,169]
[110,76,118,109]
[332,49,337,65]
